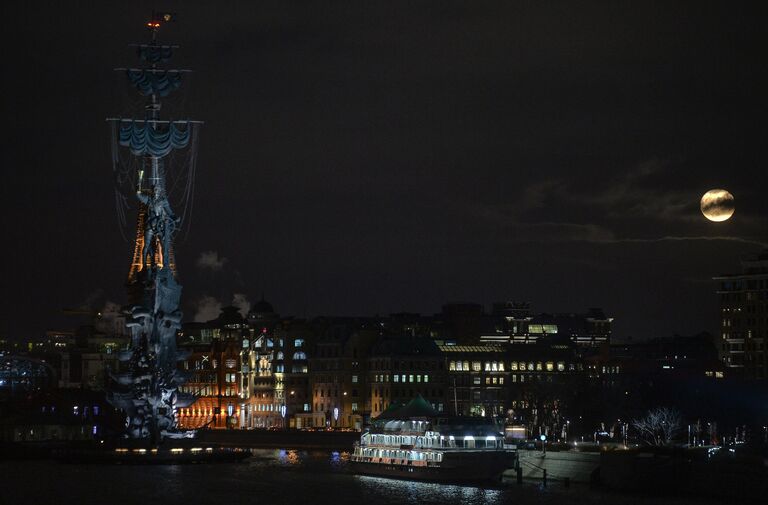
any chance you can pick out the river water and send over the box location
[0,449,719,505]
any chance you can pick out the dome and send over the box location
[249,298,275,316]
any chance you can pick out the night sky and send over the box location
[2,1,767,341]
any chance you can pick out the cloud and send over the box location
[496,220,767,247]
[605,236,768,247]
[193,296,222,323]
[587,160,697,222]
[232,293,251,318]
[196,251,227,272]
[470,158,767,247]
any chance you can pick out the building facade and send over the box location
[714,252,768,379]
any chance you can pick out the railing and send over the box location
[361,440,506,451]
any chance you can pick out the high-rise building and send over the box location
[714,251,768,379]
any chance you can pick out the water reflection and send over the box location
[356,475,502,505]
[276,449,301,466]
[329,451,351,469]
[1,455,713,505]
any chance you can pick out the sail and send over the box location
[136,44,174,63]
[118,121,190,157]
[126,69,182,97]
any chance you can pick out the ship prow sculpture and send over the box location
[106,13,201,443]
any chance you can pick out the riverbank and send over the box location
[0,429,360,460]
[197,429,360,450]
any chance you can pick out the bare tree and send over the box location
[632,407,682,446]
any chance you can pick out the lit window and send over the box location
[498,362,504,372]
[424,375,429,383]
[557,362,565,372]
[484,362,491,371]
[472,362,482,372]
[295,339,304,348]
[293,351,306,360]
[546,362,554,372]
[394,375,399,383]
[409,375,414,383]
[510,362,518,371]
[449,361,456,371]
[352,375,358,383]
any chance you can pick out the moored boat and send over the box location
[350,395,514,484]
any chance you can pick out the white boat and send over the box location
[350,396,514,483]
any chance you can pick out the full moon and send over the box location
[700,189,735,222]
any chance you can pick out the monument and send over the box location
[106,13,201,442]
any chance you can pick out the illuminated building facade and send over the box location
[714,252,768,380]
[367,336,447,419]
[440,336,585,438]
[177,306,249,429]
[278,321,313,427]
[306,323,378,429]
[441,344,509,417]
